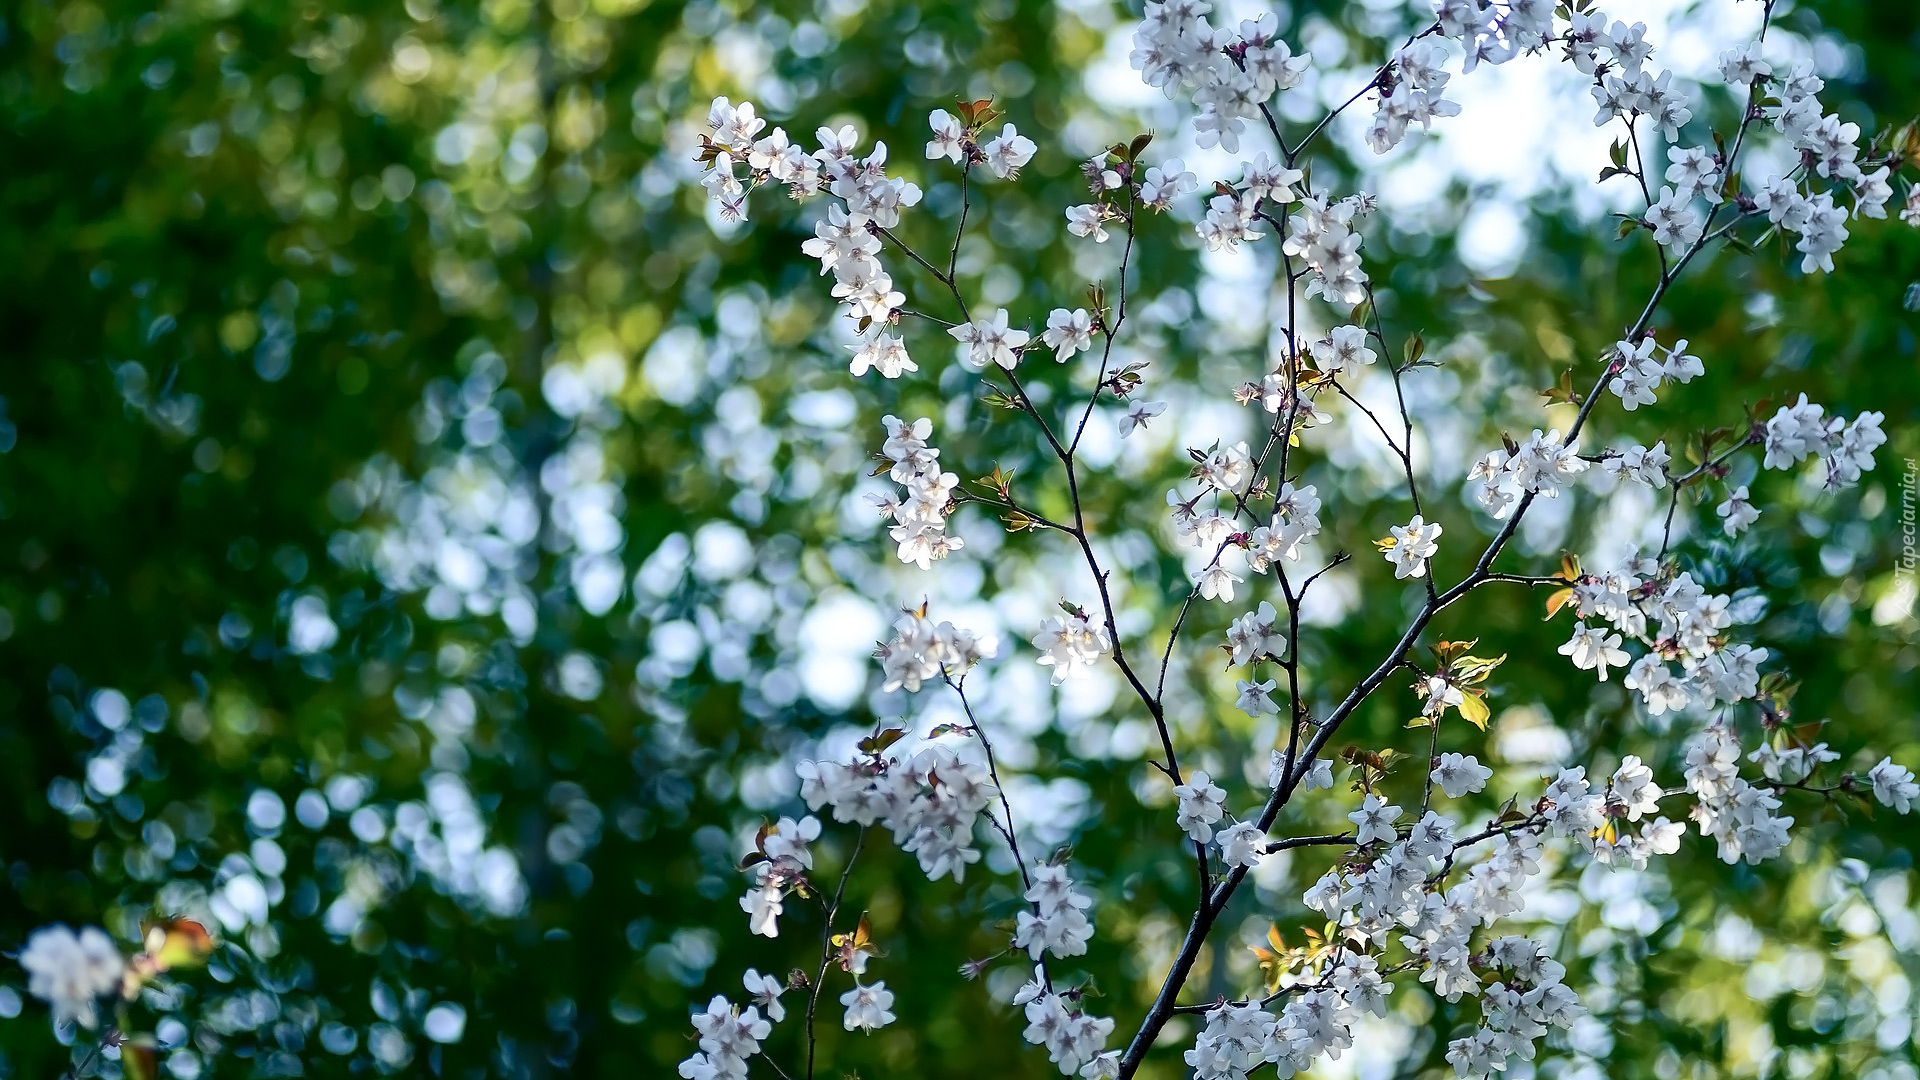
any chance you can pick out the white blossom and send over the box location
[950,309,1030,370]
[1066,204,1110,242]
[1716,485,1759,536]
[1558,623,1630,681]
[982,124,1037,179]
[1140,158,1198,210]
[1718,42,1770,85]
[742,969,787,1023]
[1431,753,1492,799]
[1226,602,1287,666]
[841,982,897,1031]
[1174,770,1229,843]
[1033,613,1111,683]
[1384,515,1442,579]
[1308,325,1376,377]
[926,109,966,162]
[1216,820,1268,868]
[1869,758,1918,813]
[1119,399,1167,438]
[1349,793,1402,845]
[1236,678,1279,717]
[1043,308,1096,361]
[20,925,124,1030]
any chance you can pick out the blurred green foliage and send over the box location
[0,0,1916,1078]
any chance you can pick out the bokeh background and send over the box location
[1,0,1917,1077]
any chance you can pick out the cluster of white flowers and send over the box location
[1467,428,1587,519]
[1016,968,1119,1077]
[1366,0,1559,153]
[699,99,1040,384]
[800,743,995,883]
[681,6,1920,1077]
[1069,153,1200,240]
[739,814,820,938]
[681,735,1015,1071]
[868,415,962,570]
[1431,753,1493,798]
[1184,972,1382,1080]
[1013,863,1097,960]
[1604,334,1702,412]
[875,606,990,692]
[1599,439,1670,488]
[1131,3,1312,153]
[20,924,125,1030]
[699,101,932,377]
[1032,611,1113,683]
[1557,559,1761,715]
[1751,59,1891,270]
[1195,153,1300,251]
[1226,601,1288,666]
[1761,393,1887,489]
[1286,803,1586,1080]
[1248,482,1322,573]
[1198,438,1259,495]
[1682,726,1794,864]
[950,308,1031,370]
[1174,769,1230,843]
[1282,193,1374,304]
[1443,936,1585,1078]
[680,992,775,1080]
[1382,515,1444,579]
[1369,39,1462,153]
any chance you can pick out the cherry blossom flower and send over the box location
[20,925,124,1030]
[1869,758,1918,813]
[925,109,965,162]
[1226,602,1286,666]
[1065,204,1110,241]
[1236,678,1279,717]
[1174,770,1228,843]
[1216,821,1267,868]
[1118,399,1166,438]
[982,124,1036,178]
[949,308,1030,370]
[742,969,787,1023]
[1716,485,1759,536]
[1348,794,1401,846]
[1308,325,1375,377]
[1718,42,1770,85]
[1195,561,1244,602]
[1140,158,1197,209]
[1042,307,1095,361]
[1558,623,1630,681]
[1431,753,1492,799]
[1032,613,1111,683]
[1610,756,1662,821]
[841,982,897,1031]
[1384,515,1442,579]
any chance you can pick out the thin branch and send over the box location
[803,828,866,1080]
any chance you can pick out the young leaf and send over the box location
[859,727,908,754]
[1544,586,1577,620]
[1457,689,1491,730]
